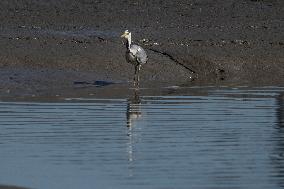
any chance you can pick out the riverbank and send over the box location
[0,0,283,97]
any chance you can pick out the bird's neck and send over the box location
[127,33,132,49]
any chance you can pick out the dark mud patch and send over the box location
[147,48,196,74]
[0,186,30,189]
[74,80,120,88]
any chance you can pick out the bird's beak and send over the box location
[121,33,127,38]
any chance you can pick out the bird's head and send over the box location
[121,30,130,39]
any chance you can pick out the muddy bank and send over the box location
[0,0,283,97]
[0,185,30,189]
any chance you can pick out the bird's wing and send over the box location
[130,44,148,64]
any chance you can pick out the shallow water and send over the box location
[0,87,284,189]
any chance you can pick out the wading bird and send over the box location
[121,30,148,85]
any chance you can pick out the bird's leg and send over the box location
[137,65,141,83]
[134,65,138,81]
[133,65,141,87]
[133,65,138,86]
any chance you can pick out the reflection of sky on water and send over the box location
[0,87,284,189]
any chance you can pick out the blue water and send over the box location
[0,87,283,189]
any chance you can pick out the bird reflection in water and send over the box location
[126,89,142,128]
[126,89,142,176]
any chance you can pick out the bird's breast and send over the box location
[125,51,139,65]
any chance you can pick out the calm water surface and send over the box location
[0,87,284,189]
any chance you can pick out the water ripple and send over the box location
[0,87,283,189]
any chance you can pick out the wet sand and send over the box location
[0,0,283,97]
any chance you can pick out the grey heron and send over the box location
[121,30,148,85]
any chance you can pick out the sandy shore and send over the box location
[0,0,283,97]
